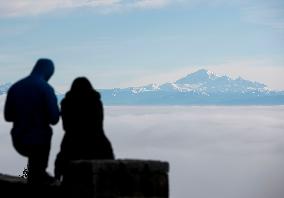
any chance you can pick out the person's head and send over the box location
[70,77,94,93]
[31,58,55,81]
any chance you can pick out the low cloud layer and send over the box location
[104,106,284,198]
[0,101,284,198]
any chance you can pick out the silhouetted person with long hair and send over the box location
[54,77,114,181]
[4,58,60,184]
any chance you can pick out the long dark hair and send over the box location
[70,77,94,93]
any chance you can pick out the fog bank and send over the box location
[0,100,284,198]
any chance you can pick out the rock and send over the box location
[0,159,170,198]
[63,159,170,198]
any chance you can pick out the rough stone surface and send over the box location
[0,159,170,198]
[0,173,60,198]
[63,159,169,198]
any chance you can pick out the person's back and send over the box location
[4,58,60,184]
[54,77,114,181]
[61,83,103,135]
[6,74,59,145]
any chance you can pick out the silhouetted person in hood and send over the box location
[4,58,60,184]
[54,77,114,181]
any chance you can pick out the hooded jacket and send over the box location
[4,59,60,145]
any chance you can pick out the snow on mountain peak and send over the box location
[0,82,12,95]
[99,69,284,104]
[124,69,271,95]
[131,83,161,94]
[175,69,219,84]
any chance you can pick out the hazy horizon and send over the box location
[0,0,284,91]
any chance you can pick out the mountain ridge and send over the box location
[98,69,284,105]
[1,69,284,105]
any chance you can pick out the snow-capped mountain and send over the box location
[1,69,284,105]
[0,83,11,95]
[123,69,268,95]
[99,69,284,105]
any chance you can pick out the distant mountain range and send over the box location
[99,69,284,105]
[1,69,284,105]
[0,83,11,95]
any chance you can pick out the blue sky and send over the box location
[0,0,283,91]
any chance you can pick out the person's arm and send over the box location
[61,99,69,131]
[98,99,104,123]
[46,86,60,125]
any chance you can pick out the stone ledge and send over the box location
[63,159,169,198]
[0,173,60,198]
[68,159,169,173]
[0,159,170,198]
[0,173,26,184]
